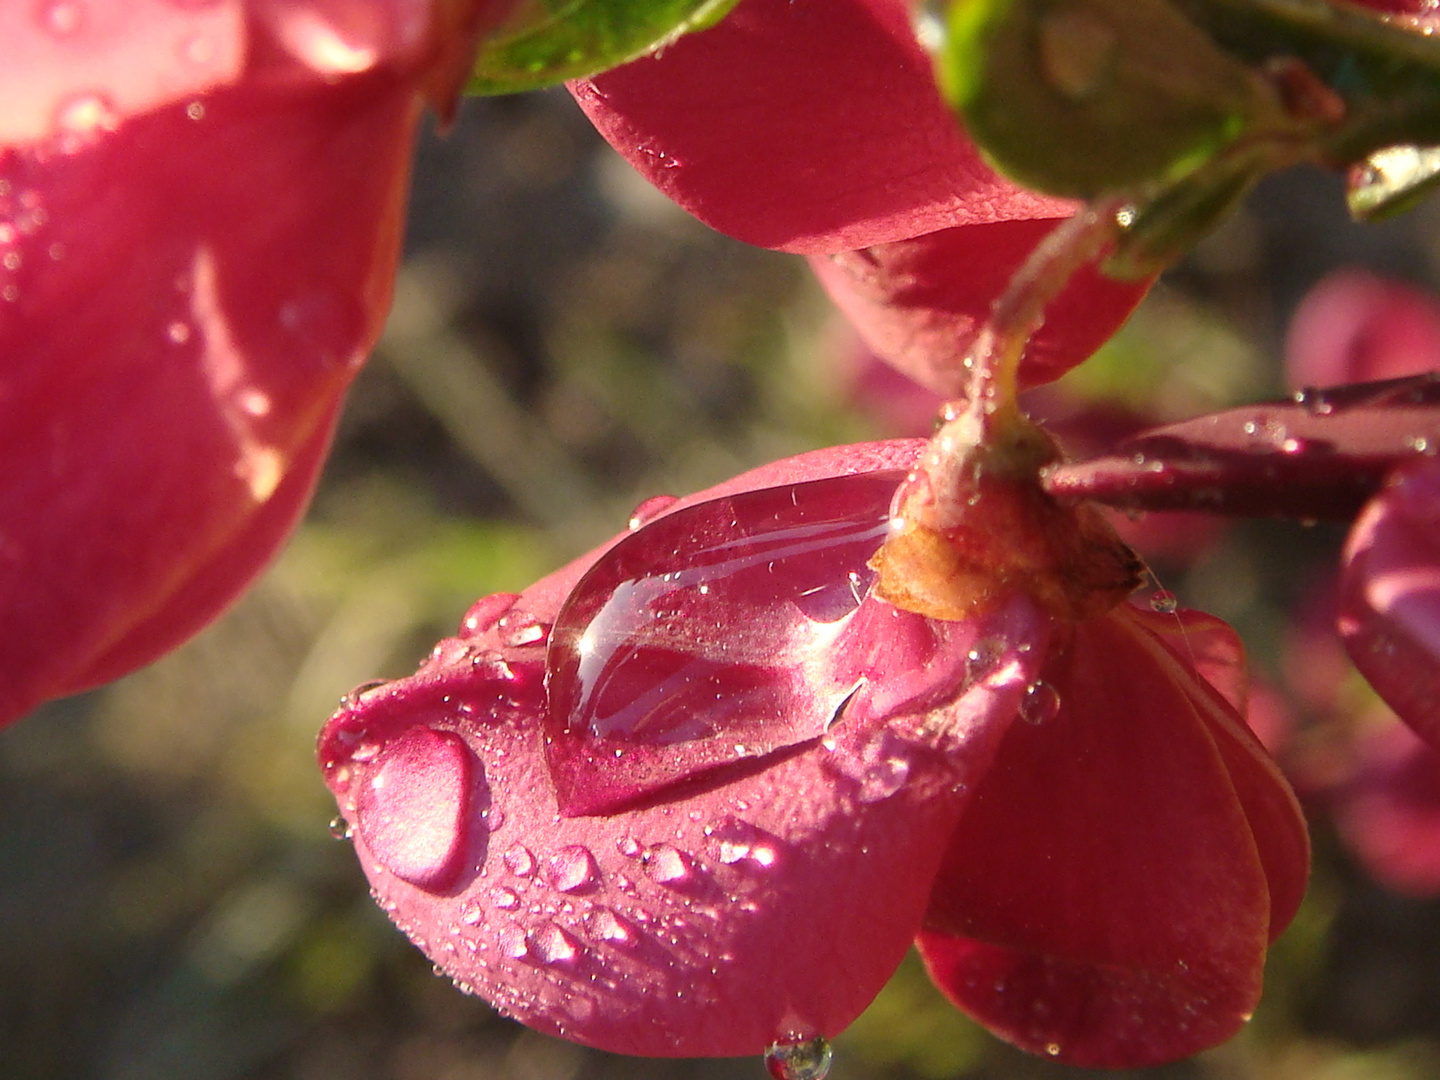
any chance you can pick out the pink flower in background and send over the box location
[318,440,1308,1069]
[569,0,1150,398]
[0,0,504,726]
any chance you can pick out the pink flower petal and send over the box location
[1331,719,1440,896]
[319,441,1057,1057]
[570,0,1069,254]
[810,220,1151,397]
[1340,455,1440,745]
[0,65,420,725]
[918,602,1307,1068]
[1285,270,1440,391]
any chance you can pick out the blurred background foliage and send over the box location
[9,85,1440,1080]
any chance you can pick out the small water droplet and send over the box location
[185,99,206,120]
[1019,680,1062,726]
[965,638,1003,682]
[482,805,505,833]
[1046,1042,1062,1057]
[1149,589,1179,614]
[642,843,690,885]
[498,924,529,959]
[547,845,599,893]
[705,816,780,867]
[1409,435,1432,453]
[490,886,520,910]
[327,816,352,840]
[503,844,536,877]
[532,923,581,965]
[616,835,642,858]
[166,321,191,344]
[2,251,20,272]
[584,907,636,946]
[1295,387,1335,416]
[628,494,679,530]
[497,610,550,647]
[764,1035,833,1080]
[461,592,519,636]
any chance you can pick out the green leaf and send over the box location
[467,0,742,95]
[932,0,1285,199]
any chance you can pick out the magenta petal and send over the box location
[1285,270,1440,391]
[569,0,1069,254]
[0,63,419,725]
[810,220,1151,397]
[319,441,1055,1057]
[1340,456,1440,745]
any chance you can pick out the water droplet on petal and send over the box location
[503,843,536,877]
[1046,1042,1062,1057]
[497,610,550,647]
[545,471,905,815]
[167,321,192,345]
[1019,680,1062,726]
[354,728,473,891]
[462,593,519,636]
[615,835,642,858]
[1149,589,1179,614]
[327,816,352,841]
[498,924,529,959]
[705,816,781,868]
[764,1035,833,1080]
[628,494,679,529]
[185,99,206,121]
[642,843,691,885]
[547,844,599,893]
[584,907,636,946]
[490,886,520,910]
[532,923,581,966]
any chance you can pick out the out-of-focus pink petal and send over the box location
[1340,455,1440,745]
[1331,719,1440,896]
[0,67,420,725]
[569,0,1069,254]
[1285,270,1440,391]
[809,221,1151,397]
[319,442,1058,1057]
[917,602,1307,1068]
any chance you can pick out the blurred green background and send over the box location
[8,86,1440,1080]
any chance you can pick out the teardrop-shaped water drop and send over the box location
[764,1035,833,1080]
[628,494,679,529]
[544,470,906,815]
[354,728,473,891]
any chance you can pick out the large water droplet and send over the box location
[547,845,599,893]
[491,886,520,910]
[1149,589,1179,614]
[544,470,906,815]
[354,728,474,891]
[764,1035,833,1080]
